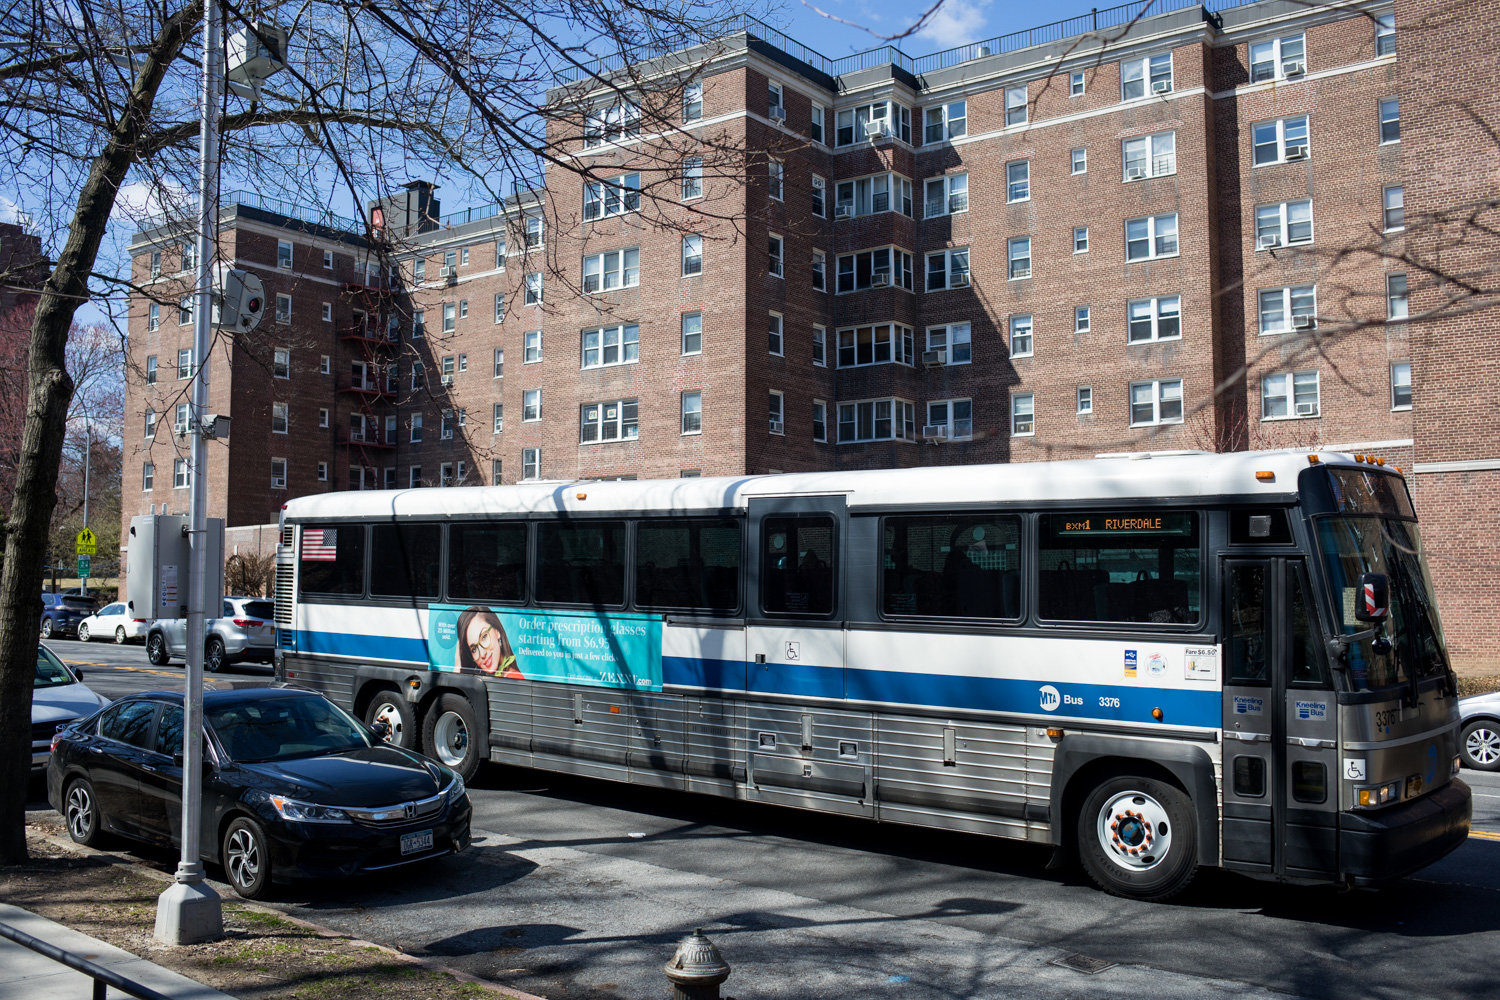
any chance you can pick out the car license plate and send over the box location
[400,829,433,855]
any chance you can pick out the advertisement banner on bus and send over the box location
[426,603,663,692]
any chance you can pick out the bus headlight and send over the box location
[1453,754,1463,776]
[1355,781,1401,807]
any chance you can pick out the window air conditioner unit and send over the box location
[1126,166,1146,180]
[870,272,890,288]
[864,120,888,140]
[922,349,948,367]
[1258,234,1282,250]
[768,419,784,434]
[769,107,785,124]
[1292,314,1316,330]
[953,272,972,286]
[1152,79,1171,94]
[440,265,454,277]
[1285,144,1308,160]
[835,204,854,218]
[1283,60,1306,77]
[1294,401,1317,416]
[441,374,454,385]
[1007,268,1027,280]
[922,425,949,441]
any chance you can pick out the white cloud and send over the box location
[111,180,192,224]
[0,194,22,224]
[914,0,990,50]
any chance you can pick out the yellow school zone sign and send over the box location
[75,527,97,555]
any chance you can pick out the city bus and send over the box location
[272,451,1471,900]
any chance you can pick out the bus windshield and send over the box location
[1315,515,1448,690]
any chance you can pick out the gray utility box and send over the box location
[126,515,225,620]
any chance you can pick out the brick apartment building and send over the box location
[120,0,1500,667]
[0,221,48,315]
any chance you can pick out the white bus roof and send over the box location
[282,451,1397,521]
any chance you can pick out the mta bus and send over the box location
[273,451,1470,900]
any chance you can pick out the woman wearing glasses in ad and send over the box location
[454,606,524,678]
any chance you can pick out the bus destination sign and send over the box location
[1057,514,1190,536]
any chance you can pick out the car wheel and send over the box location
[1461,719,1500,771]
[1077,774,1198,902]
[40,617,53,639]
[205,637,226,673]
[365,691,417,751]
[65,779,106,847]
[422,693,482,781]
[222,816,273,899]
[146,632,169,666]
[78,623,91,642]
[114,626,127,644]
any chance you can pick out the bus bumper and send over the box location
[1341,778,1471,885]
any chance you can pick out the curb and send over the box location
[36,830,549,1000]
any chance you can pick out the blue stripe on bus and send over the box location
[663,656,746,690]
[293,630,430,663]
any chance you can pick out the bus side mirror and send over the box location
[1354,572,1390,623]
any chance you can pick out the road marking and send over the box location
[1470,830,1500,842]
[63,661,184,679]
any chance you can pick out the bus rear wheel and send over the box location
[1077,774,1198,902]
[422,693,481,781]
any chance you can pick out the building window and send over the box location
[410,413,423,442]
[924,248,969,291]
[768,80,784,118]
[441,409,456,439]
[178,296,192,325]
[1375,14,1395,56]
[321,249,334,270]
[317,461,328,482]
[1262,370,1320,419]
[923,173,968,217]
[409,466,423,488]
[513,330,537,365]
[173,458,189,489]
[1250,33,1305,82]
[143,462,154,490]
[271,458,287,489]
[439,462,455,487]
[318,407,329,428]
[1255,200,1313,247]
[149,250,161,277]
[144,408,156,438]
[1011,393,1034,436]
[810,104,825,143]
[681,313,702,355]
[1252,116,1309,166]
[178,348,193,379]
[492,403,504,433]
[493,293,506,324]
[1009,315,1033,358]
[926,322,971,365]
[1077,386,1093,414]
[444,250,457,271]
[272,401,288,434]
[1075,306,1091,333]
[1387,273,1408,320]
[277,240,293,268]
[1127,213,1180,260]
[147,302,159,330]
[923,100,967,143]
[834,173,913,218]
[1130,379,1183,425]
[768,312,783,356]
[1121,52,1172,99]
[682,234,703,276]
[320,302,332,323]
[683,82,702,121]
[1070,70,1085,97]
[1123,131,1176,179]
[811,175,826,217]
[837,323,914,368]
[768,234,784,277]
[768,159,784,201]
[1071,147,1087,174]
[926,399,973,442]
[521,448,540,480]
[681,157,703,200]
[1005,160,1030,202]
[1073,226,1089,253]
[583,172,641,221]
[146,355,157,383]
[812,325,827,366]
[583,248,639,292]
[411,361,425,390]
[274,294,291,324]
[838,397,916,442]
[812,250,826,291]
[834,99,910,146]
[1383,186,1404,231]
[1258,285,1317,334]
[769,390,784,434]
[582,323,639,368]
[439,302,455,334]
[523,389,541,421]
[181,242,196,272]
[524,216,543,249]
[1391,362,1412,410]
[1004,85,1027,126]
[812,400,827,442]
[1008,237,1031,279]
[493,348,504,377]
[174,402,189,435]
[413,258,426,282]
[1379,98,1400,144]
[1128,296,1182,343]
[495,238,507,269]
[681,391,702,435]
[524,272,542,305]
[490,459,501,484]
[412,309,425,339]
[579,398,639,443]
[441,355,456,381]
[838,246,915,292]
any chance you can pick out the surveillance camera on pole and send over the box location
[211,263,265,332]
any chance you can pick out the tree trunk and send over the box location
[0,6,199,863]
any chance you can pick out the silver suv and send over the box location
[145,596,276,672]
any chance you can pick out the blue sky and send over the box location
[771,0,1104,58]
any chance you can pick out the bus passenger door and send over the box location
[1221,559,1339,878]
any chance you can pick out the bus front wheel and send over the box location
[365,691,417,752]
[1077,774,1198,902]
[422,693,481,781]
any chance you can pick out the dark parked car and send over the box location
[40,593,97,638]
[46,688,471,898]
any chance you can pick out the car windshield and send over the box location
[1315,515,1448,691]
[34,648,75,688]
[207,696,370,763]
[61,597,94,609]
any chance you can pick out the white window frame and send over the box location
[1383,186,1404,231]
[923,173,968,217]
[442,301,456,334]
[580,398,638,443]
[812,325,827,367]
[143,462,154,491]
[1390,362,1412,410]
[1071,147,1087,174]
[277,239,293,269]
[812,250,826,291]
[834,172,914,219]
[178,348,194,379]
[274,294,291,324]
[521,448,540,481]
[1379,98,1400,144]
[768,158,784,201]
[409,413,423,443]
[812,400,827,443]
[837,397,916,443]
[1127,295,1183,343]
[1129,378,1184,426]
[174,402,189,436]
[270,457,287,490]
[1254,199,1313,248]
[1257,285,1317,334]
[1008,237,1031,279]
[811,174,826,217]
[583,100,639,148]
[681,391,702,435]
[317,461,329,482]
[923,100,967,144]
[1387,273,1408,320]
[147,303,159,330]
[524,329,543,364]
[1073,226,1089,254]
[1075,306,1091,333]
[768,312,783,357]
[493,403,504,433]
[1121,52,1172,100]
[524,216,543,249]
[1251,116,1310,166]
[1011,393,1034,437]
[494,293,506,324]
[925,322,971,365]
[144,408,156,439]
[271,401,289,434]
[683,82,703,122]
[318,407,329,428]
[681,156,703,200]
[769,390,784,435]
[409,466,423,489]
[838,246,915,293]
[583,172,641,221]
[272,348,290,379]
[524,272,542,305]
[1126,213,1180,260]
[1009,314,1033,358]
[493,348,505,378]
[1077,386,1093,414]
[320,302,332,323]
[768,234,784,278]
[1261,370,1320,420]
[924,248,969,292]
[836,323,914,368]
[1070,71,1085,97]
[174,458,189,489]
[810,104,825,144]
[582,323,639,369]
[1006,160,1030,203]
[834,100,911,146]
[1250,33,1306,83]
[1004,85,1027,126]
[682,234,703,276]
[1123,131,1176,180]
[582,247,640,293]
[1375,14,1395,56]
[768,81,784,119]
[926,398,974,441]
[522,389,541,422]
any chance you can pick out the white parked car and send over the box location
[77,601,148,644]
[1459,690,1500,771]
[32,644,108,772]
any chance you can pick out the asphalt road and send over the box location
[30,643,1500,1000]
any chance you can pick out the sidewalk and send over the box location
[0,903,235,1000]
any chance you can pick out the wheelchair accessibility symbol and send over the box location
[784,641,801,661]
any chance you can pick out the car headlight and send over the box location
[445,774,466,806]
[267,794,349,823]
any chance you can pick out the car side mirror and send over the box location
[72,667,83,680]
[369,721,391,741]
[1354,572,1390,622]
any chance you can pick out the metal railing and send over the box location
[219,190,359,232]
[0,919,176,1000]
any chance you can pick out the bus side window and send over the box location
[762,516,835,616]
[370,523,442,599]
[448,523,527,603]
[1289,573,1330,687]
[1227,564,1268,684]
[298,524,366,596]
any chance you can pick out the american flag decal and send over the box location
[302,528,338,561]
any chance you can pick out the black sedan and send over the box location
[46,688,471,898]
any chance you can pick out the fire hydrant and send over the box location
[664,928,731,999]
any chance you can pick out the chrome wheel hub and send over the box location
[226,829,260,887]
[1468,727,1500,766]
[66,786,92,840]
[1097,790,1173,872]
[432,712,469,767]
